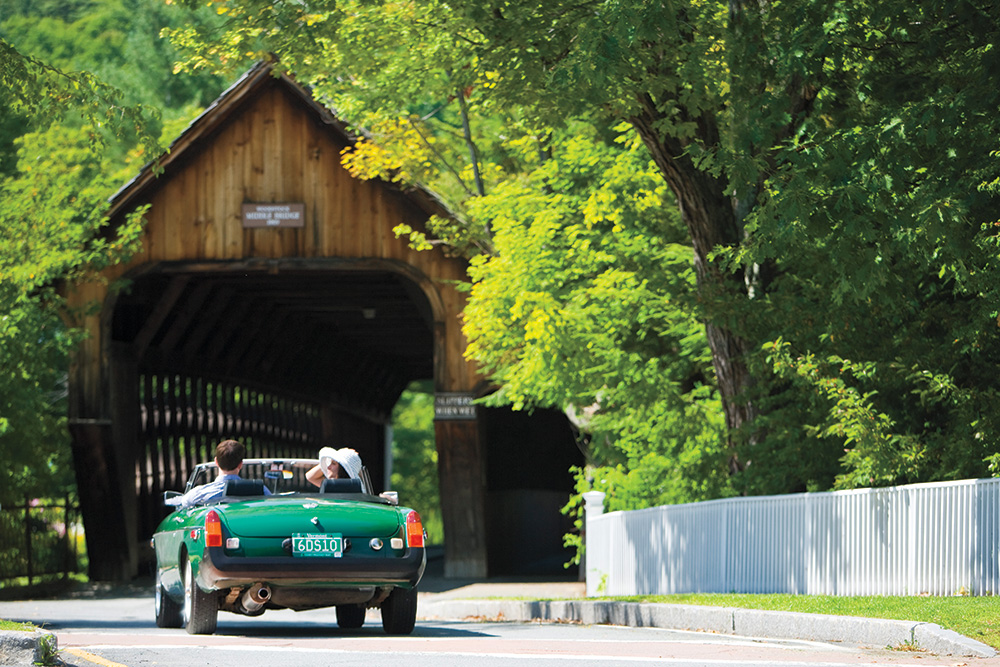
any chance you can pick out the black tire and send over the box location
[154,570,183,628]
[336,604,366,629]
[380,587,417,635]
[182,557,218,635]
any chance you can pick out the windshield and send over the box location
[185,458,372,495]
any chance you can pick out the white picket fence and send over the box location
[583,478,1000,597]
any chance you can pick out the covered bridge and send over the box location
[65,61,582,581]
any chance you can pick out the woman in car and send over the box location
[305,446,363,487]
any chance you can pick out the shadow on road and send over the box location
[230,620,491,639]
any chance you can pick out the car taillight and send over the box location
[405,510,424,548]
[205,510,223,547]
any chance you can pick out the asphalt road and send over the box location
[51,624,978,667]
[2,582,998,667]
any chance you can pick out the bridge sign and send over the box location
[242,202,305,227]
[435,393,476,420]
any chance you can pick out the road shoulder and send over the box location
[418,594,997,659]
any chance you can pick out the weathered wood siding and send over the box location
[134,86,454,265]
[68,81,478,417]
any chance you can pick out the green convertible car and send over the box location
[152,458,426,635]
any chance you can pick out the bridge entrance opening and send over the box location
[110,264,434,544]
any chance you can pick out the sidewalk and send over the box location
[416,552,996,659]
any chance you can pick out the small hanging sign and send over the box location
[434,393,476,421]
[242,203,305,228]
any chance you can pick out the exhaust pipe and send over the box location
[240,583,271,613]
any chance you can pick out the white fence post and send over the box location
[582,491,606,596]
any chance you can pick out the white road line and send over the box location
[64,643,936,666]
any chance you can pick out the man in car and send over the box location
[167,439,268,507]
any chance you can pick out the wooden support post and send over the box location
[24,495,32,586]
[68,420,133,581]
[113,348,141,576]
[63,494,72,580]
[434,419,488,578]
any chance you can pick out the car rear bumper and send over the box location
[198,545,426,590]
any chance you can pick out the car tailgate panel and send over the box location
[218,497,402,538]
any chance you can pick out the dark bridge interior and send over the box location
[113,266,434,416]
[110,264,436,542]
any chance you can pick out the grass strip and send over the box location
[612,593,1000,649]
[0,618,37,632]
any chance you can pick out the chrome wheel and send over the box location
[182,557,217,635]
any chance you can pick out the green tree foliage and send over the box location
[163,0,1000,506]
[0,122,147,504]
[421,0,1000,494]
[727,0,1000,491]
[0,38,155,162]
[0,0,225,503]
[465,125,730,504]
[165,0,527,246]
[389,381,443,544]
[0,295,76,504]
[0,45,148,502]
[164,0,732,504]
[1,0,228,159]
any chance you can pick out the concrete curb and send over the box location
[0,628,56,666]
[418,598,996,658]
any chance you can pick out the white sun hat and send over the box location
[318,446,362,480]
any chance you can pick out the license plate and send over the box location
[292,533,343,557]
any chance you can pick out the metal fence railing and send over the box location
[0,496,82,585]
[583,478,1000,597]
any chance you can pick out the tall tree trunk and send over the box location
[630,102,756,474]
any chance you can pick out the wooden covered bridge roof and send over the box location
[95,61,471,419]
